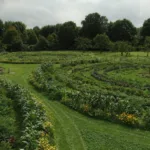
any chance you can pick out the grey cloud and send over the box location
[0,0,149,28]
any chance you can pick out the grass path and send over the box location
[32,92,87,150]
[1,63,150,150]
[0,63,86,150]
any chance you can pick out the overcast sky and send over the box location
[0,0,150,28]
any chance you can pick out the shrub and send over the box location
[75,37,92,50]
[93,34,112,51]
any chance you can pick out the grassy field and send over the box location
[0,51,150,150]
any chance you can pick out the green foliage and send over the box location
[0,40,7,52]
[1,51,150,150]
[4,21,14,30]
[108,19,137,42]
[75,37,92,50]
[33,26,40,37]
[93,34,112,51]
[0,14,149,51]
[144,110,150,129]
[47,33,59,49]
[0,92,17,149]
[35,36,49,50]
[3,27,19,44]
[12,21,26,34]
[4,21,27,43]
[21,30,28,44]
[141,18,150,37]
[10,37,23,52]
[3,27,23,51]
[0,142,13,150]
[58,21,77,49]
[0,19,4,37]
[40,25,55,38]
[113,41,133,56]
[144,36,150,56]
[0,79,55,150]
[29,51,150,130]
[26,29,38,45]
[81,12,108,38]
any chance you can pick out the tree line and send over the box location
[0,12,150,54]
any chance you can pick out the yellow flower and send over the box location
[83,104,90,112]
[117,112,138,125]
[38,137,56,150]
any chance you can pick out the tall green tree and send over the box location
[35,36,49,50]
[4,21,13,30]
[0,19,4,37]
[75,37,92,50]
[55,24,62,34]
[58,21,77,49]
[3,27,18,43]
[13,21,26,34]
[81,12,108,39]
[0,40,7,52]
[4,21,26,34]
[26,29,38,45]
[4,21,27,44]
[13,21,27,43]
[141,18,150,38]
[144,36,150,56]
[3,27,23,51]
[93,34,112,51]
[47,33,59,49]
[40,25,55,38]
[108,19,136,42]
[33,26,40,37]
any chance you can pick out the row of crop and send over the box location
[61,91,142,127]
[102,63,149,73]
[58,60,150,98]
[92,70,150,95]
[0,87,17,150]
[0,52,82,64]
[0,79,55,150]
[61,58,102,67]
[29,63,53,92]
[92,69,150,91]
[99,63,150,88]
[60,88,150,129]
[59,62,150,98]
[69,63,150,98]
